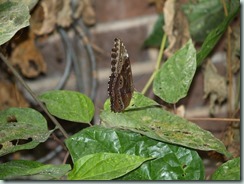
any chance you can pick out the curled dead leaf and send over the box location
[10,38,47,78]
[82,3,96,25]
[163,0,190,57]
[73,0,96,25]
[0,81,29,110]
[148,0,166,13]
[203,60,227,115]
[30,0,57,35]
[56,0,72,27]
[30,0,95,35]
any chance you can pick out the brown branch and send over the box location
[187,117,240,122]
[221,0,233,116]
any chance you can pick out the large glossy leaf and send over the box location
[0,108,52,156]
[0,160,71,180]
[0,0,30,45]
[153,39,196,103]
[39,90,94,123]
[68,153,152,180]
[100,92,230,157]
[211,157,240,180]
[65,126,204,180]
[196,1,240,66]
[182,0,225,43]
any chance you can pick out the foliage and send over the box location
[211,157,240,180]
[143,14,164,47]
[153,40,196,103]
[196,0,240,65]
[182,0,225,43]
[0,160,70,180]
[0,0,38,45]
[101,92,229,157]
[68,152,153,180]
[0,108,52,157]
[65,126,204,180]
[39,90,95,123]
[0,0,240,181]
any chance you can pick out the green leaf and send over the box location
[0,160,71,180]
[0,108,52,157]
[0,0,30,45]
[196,1,240,66]
[21,0,39,11]
[211,157,240,180]
[39,90,94,123]
[153,39,197,103]
[182,0,225,43]
[100,92,230,157]
[68,152,152,180]
[143,14,164,47]
[65,126,205,180]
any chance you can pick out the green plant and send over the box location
[0,0,240,181]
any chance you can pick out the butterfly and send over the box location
[108,38,134,113]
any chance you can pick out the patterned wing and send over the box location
[108,38,134,112]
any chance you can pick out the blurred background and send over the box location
[0,0,240,179]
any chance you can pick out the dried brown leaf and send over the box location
[73,0,96,25]
[10,38,47,78]
[30,0,57,35]
[148,0,166,13]
[30,0,95,34]
[163,0,191,57]
[56,0,72,27]
[203,60,227,115]
[0,81,29,110]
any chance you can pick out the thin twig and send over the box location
[0,53,69,139]
[221,0,233,117]
[187,117,240,122]
[63,151,70,165]
[173,103,177,114]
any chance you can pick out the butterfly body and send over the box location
[108,38,134,113]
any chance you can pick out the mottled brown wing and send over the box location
[108,38,134,113]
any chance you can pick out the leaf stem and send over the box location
[0,53,69,139]
[141,34,167,94]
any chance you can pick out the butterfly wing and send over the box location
[108,38,134,113]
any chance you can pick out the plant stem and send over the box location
[141,34,167,94]
[187,117,240,122]
[221,0,234,117]
[155,34,167,70]
[0,53,69,139]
